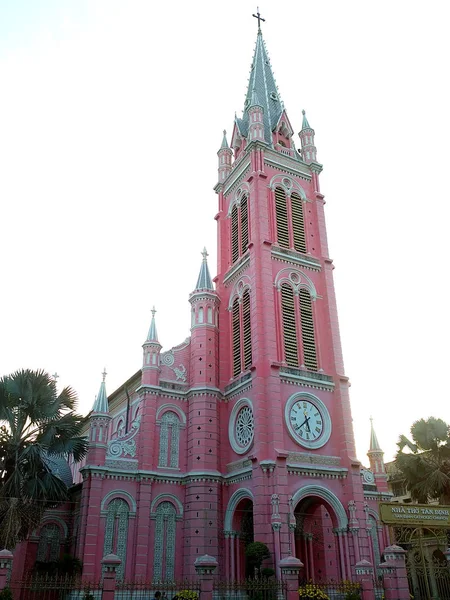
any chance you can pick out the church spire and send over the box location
[92,368,109,413]
[195,248,213,291]
[146,306,158,342]
[367,417,387,479]
[299,109,317,163]
[369,416,382,452]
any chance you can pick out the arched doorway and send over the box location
[292,487,348,583]
[225,489,254,580]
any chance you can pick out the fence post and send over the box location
[194,554,218,600]
[354,560,375,600]
[380,545,409,600]
[101,553,121,600]
[0,550,13,591]
[279,556,302,600]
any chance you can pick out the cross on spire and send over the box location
[202,247,209,261]
[252,7,265,31]
[151,306,156,318]
[102,368,107,382]
[52,372,59,382]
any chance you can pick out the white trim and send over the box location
[101,490,137,514]
[224,488,254,530]
[156,403,187,425]
[37,516,68,539]
[292,485,348,529]
[269,174,307,199]
[228,275,252,310]
[227,183,251,217]
[228,397,254,455]
[274,267,317,299]
[150,493,183,515]
[285,392,331,450]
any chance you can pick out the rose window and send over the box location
[235,406,254,449]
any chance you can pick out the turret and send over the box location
[367,417,389,492]
[142,306,161,386]
[247,88,265,143]
[87,369,111,466]
[299,109,317,163]
[218,130,232,183]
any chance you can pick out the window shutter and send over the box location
[281,283,298,366]
[231,205,239,264]
[275,187,289,248]
[232,298,241,376]
[299,288,317,371]
[242,290,252,370]
[240,195,249,254]
[291,192,307,254]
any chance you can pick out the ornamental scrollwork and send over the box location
[107,416,141,459]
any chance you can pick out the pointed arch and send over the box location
[292,485,348,529]
[224,488,254,531]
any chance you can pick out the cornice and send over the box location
[279,366,335,391]
[223,158,252,196]
[223,253,250,287]
[287,464,348,479]
[264,150,312,181]
[224,372,252,401]
[271,247,322,272]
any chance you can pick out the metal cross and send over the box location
[102,368,107,382]
[52,372,59,382]
[202,247,208,261]
[151,306,156,318]
[253,7,265,30]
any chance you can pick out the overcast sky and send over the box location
[1,0,449,464]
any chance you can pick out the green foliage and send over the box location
[34,554,83,576]
[260,567,275,578]
[0,369,88,549]
[395,417,450,504]
[245,541,271,569]
[0,588,13,600]
[177,591,198,600]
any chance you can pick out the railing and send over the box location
[214,579,286,600]
[117,580,200,600]
[298,581,361,600]
[9,575,102,600]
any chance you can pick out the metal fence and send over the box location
[9,576,102,600]
[298,581,362,600]
[116,580,200,600]
[214,579,286,600]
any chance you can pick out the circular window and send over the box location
[229,398,254,455]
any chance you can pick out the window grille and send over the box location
[299,288,317,371]
[275,187,289,248]
[232,298,241,377]
[103,499,129,580]
[291,192,307,253]
[153,501,177,581]
[241,195,249,254]
[231,205,239,264]
[242,290,252,370]
[158,411,181,468]
[281,283,298,366]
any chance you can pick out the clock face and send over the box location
[289,400,323,443]
[285,393,332,449]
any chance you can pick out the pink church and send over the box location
[13,24,392,583]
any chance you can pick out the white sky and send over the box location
[1,0,449,464]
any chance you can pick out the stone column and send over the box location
[280,556,303,600]
[101,554,121,600]
[380,545,410,600]
[0,550,13,591]
[354,559,375,600]
[194,554,218,600]
[272,523,282,580]
[307,534,315,582]
[230,532,236,580]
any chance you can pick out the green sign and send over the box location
[380,502,450,527]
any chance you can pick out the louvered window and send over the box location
[281,283,298,367]
[231,205,239,264]
[275,187,289,248]
[291,192,307,254]
[232,298,241,377]
[241,195,249,254]
[242,290,252,370]
[299,288,317,371]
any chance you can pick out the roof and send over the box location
[92,372,109,413]
[369,417,382,452]
[195,248,213,291]
[146,307,159,342]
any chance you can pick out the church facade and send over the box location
[13,26,392,583]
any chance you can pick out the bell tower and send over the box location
[215,14,370,574]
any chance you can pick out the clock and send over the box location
[285,393,331,449]
[362,469,375,484]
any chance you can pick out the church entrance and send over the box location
[294,498,344,582]
[225,495,254,580]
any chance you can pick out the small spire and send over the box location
[369,417,382,452]
[195,248,213,290]
[92,369,108,413]
[220,130,229,149]
[146,306,159,342]
[249,87,263,109]
[301,109,312,130]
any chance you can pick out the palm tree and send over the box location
[0,369,88,549]
[395,417,450,504]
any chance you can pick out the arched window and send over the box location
[103,498,130,581]
[232,290,253,377]
[158,411,181,468]
[230,194,250,264]
[198,307,204,324]
[274,186,307,253]
[207,306,213,324]
[37,524,61,563]
[280,283,317,371]
[153,501,177,581]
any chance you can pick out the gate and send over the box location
[392,525,450,600]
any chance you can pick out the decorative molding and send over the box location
[223,253,250,287]
[287,452,341,466]
[224,372,252,398]
[274,267,317,298]
[150,493,183,515]
[228,275,252,310]
[226,458,252,473]
[271,247,321,271]
[224,488,254,530]
[228,398,254,455]
[279,367,335,391]
[101,490,137,514]
[292,485,348,530]
[287,464,348,479]
[107,415,141,459]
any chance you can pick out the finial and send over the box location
[102,368,107,382]
[52,372,59,382]
[202,247,208,261]
[302,109,305,116]
[252,7,265,31]
[151,306,156,318]
[223,129,226,136]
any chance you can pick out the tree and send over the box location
[0,369,88,549]
[395,417,450,504]
[245,541,271,574]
